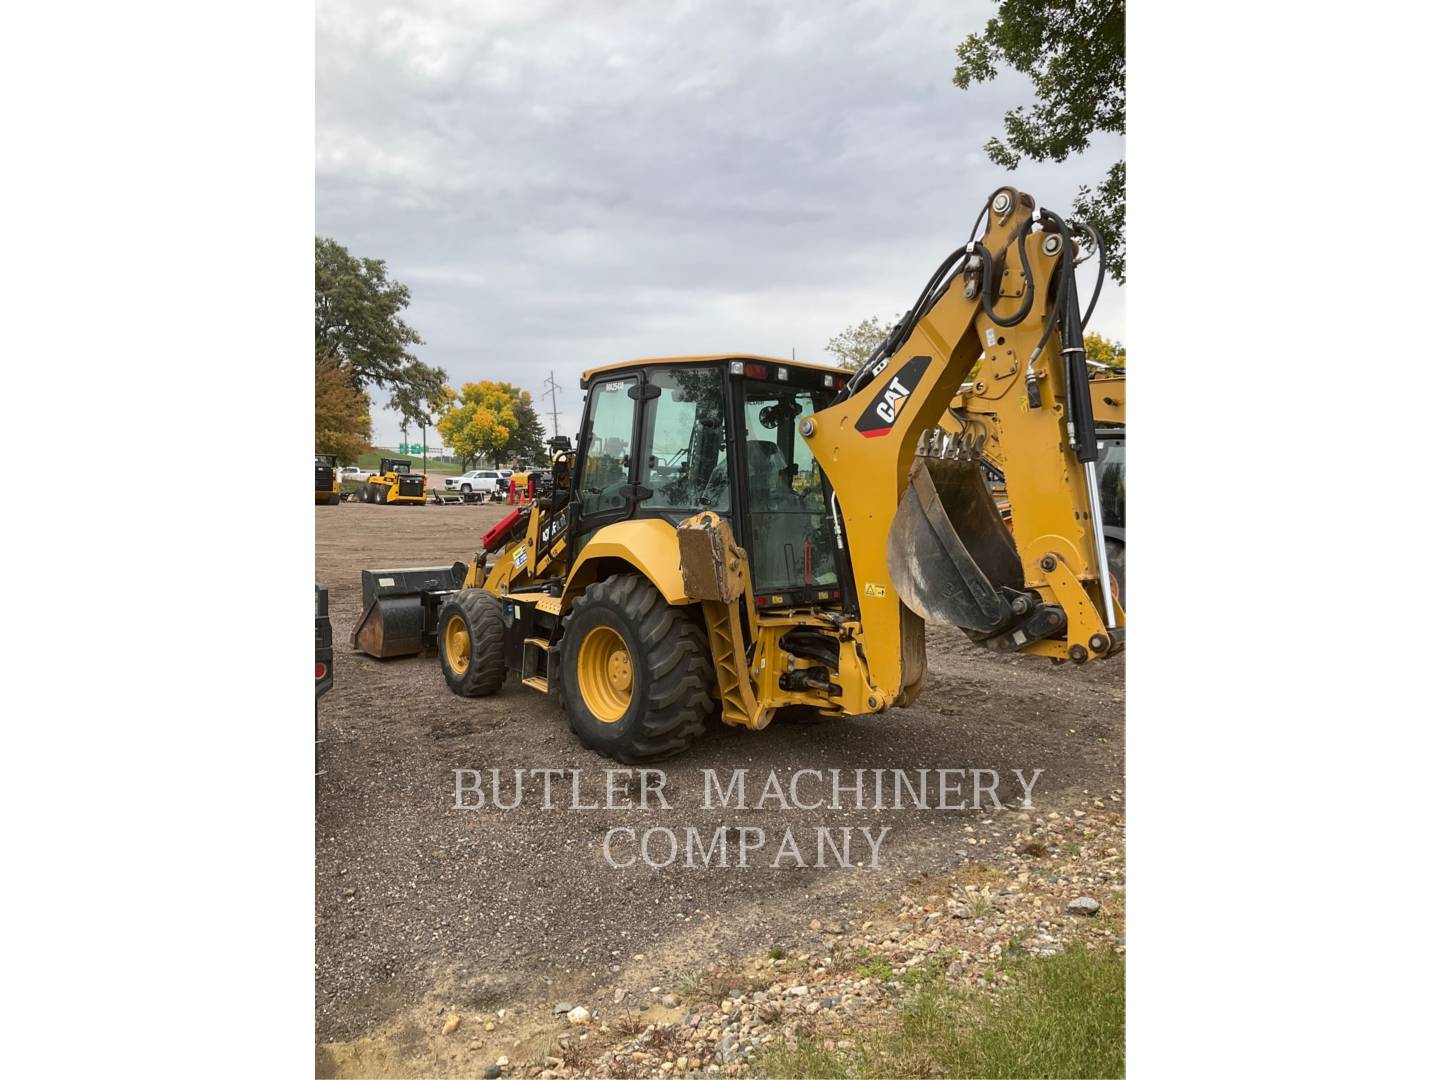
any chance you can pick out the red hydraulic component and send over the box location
[482,507,526,552]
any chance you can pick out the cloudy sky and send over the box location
[317,0,1125,448]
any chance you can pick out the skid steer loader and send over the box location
[361,458,426,506]
[355,186,1125,762]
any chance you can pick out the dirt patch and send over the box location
[315,502,1124,1072]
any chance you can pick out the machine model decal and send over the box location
[855,355,931,438]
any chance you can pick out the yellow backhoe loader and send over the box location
[355,186,1124,762]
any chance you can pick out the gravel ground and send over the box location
[315,501,1124,1070]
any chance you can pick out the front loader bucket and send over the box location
[886,457,1024,632]
[350,564,467,659]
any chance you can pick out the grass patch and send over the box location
[676,966,771,1004]
[852,951,894,982]
[757,945,1123,1079]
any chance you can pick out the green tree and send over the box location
[504,391,549,465]
[314,236,447,393]
[437,381,527,469]
[1084,331,1125,373]
[825,314,901,370]
[388,360,449,456]
[315,355,372,462]
[953,1,1126,282]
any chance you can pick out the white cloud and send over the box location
[318,0,1125,445]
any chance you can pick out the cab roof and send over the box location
[580,353,846,384]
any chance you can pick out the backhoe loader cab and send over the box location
[567,356,847,607]
[315,453,340,505]
[362,458,426,505]
[357,186,1125,763]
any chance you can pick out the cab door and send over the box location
[573,373,645,543]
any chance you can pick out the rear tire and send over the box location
[327,493,340,506]
[1105,538,1126,610]
[559,574,713,763]
[438,589,507,697]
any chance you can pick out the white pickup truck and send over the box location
[444,469,506,497]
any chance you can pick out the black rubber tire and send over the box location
[460,484,471,493]
[363,484,375,504]
[1105,539,1126,610]
[326,493,340,506]
[438,589,507,697]
[559,574,713,763]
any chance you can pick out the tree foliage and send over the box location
[825,314,901,370]
[954,1,1126,282]
[315,355,373,462]
[437,381,547,469]
[388,360,450,450]
[1084,331,1126,373]
[506,392,550,466]
[314,236,447,393]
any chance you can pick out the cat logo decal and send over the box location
[854,356,931,438]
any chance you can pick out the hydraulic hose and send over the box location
[1078,223,1106,330]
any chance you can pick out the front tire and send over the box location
[559,574,713,763]
[438,590,507,697]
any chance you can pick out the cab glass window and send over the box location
[578,377,637,518]
[638,367,728,517]
[1097,437,1125,527]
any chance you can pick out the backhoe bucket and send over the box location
[886,457,1024,632]
[350,564,467,659]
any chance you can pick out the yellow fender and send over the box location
[561,519,692,608]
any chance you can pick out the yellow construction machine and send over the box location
[315,453,341,505]
[361,458,427,506]
[940,370,1125,604]
[355,186,1124,761]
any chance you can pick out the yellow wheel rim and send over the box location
[443,614,471,674]
[577,625,632,723]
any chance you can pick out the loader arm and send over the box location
[804,187,1122,702]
